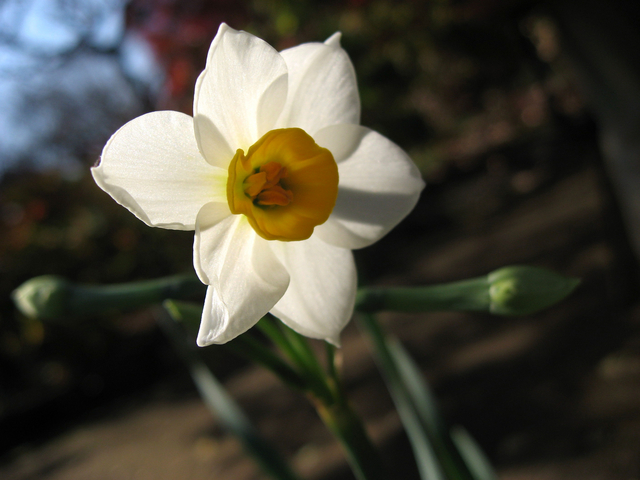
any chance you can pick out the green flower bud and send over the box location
[12,274,206,321]
[12,275,71,320]
[488,266,580,315]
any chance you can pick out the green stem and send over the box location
[256,316,305,365]
[355,277,490,314]
[70,274,205,316]
[315,399,389,480]
[225,335,308,392]
[325,343,339,385]
[164,300,308,392]
[256,317,334,403]
[280,324,335,398]
[259,317,386,480]
[355,266,580,316]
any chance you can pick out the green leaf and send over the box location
[157,308,301,480]
[450,427,498,480]
[386,338,444,435]
[387,339,497,480]
[359,313,497,480]
[256,316,335,404]
[358,313,446,480]
[164,300,307,391]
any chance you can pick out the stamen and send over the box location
[243,162,293,206]
[256,185,293,206]
[243,171,267,197]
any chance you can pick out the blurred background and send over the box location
[1,0,640,479]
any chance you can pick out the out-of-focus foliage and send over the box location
[0,172,196,449]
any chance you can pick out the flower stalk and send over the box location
[356,277,491,314]
[167,302,387,480]
[14,265,579,323]
[356,266,579,316]
[314,398,389,480]
[13,274,205,321]
[271,322,389,480]
[165,300,309,392]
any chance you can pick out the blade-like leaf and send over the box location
[158,308,301,480]
[359,313,496,480]
[386,339,443,434]
[165,300,307,391]
[358,313,446,480]
[450,427,498,480]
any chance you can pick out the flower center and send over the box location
[226,128,339,241]
[243,161,293,207]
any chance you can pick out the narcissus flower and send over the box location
[92,24,424,346]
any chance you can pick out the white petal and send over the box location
[92,111,226,230]
[270,236,357,346]
[277,32,360,134]
[192,203,233,284]
[193,23,288,166]
[195,205,290,345]
[314,124,425,249]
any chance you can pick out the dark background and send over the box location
[1,0,640,478]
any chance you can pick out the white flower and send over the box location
[92,24,424,346]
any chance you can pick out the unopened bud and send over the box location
[12,274,205,321]
[488,266,579,315]
[12,275,70,319]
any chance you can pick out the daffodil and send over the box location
[92,24,424,346]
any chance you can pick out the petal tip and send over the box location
[325,31,342,47]
[195,335,212,347]
[197,286,231,345]
[89,163,101,178]
[326,335,342,348]
[217,22,231,35]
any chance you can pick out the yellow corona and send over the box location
[227,128,339,241]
